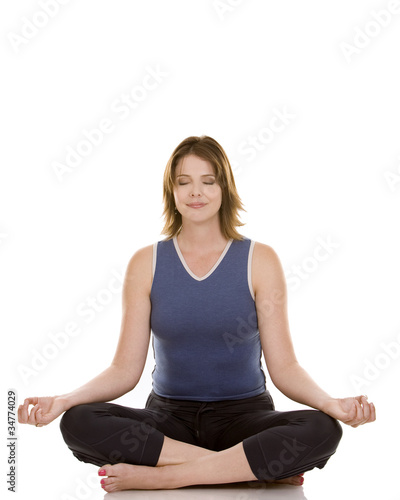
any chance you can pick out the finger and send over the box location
[33,406,44,425]
[27,404,41,425]
[26,404,37,425]
[24,397,39,408]
[18,404,26,424]
[17,405,24,424]
[346,400,357,423]
[18,399,32,424]
[368,402,376,423]
[361,396,371,423]
[354,395,373,425]
[351,400,363,427]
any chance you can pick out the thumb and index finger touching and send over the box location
[345,395,376,426]
[18,397,45,426]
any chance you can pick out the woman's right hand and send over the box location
[18,396,68,427]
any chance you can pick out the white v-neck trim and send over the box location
[173,236,233,281]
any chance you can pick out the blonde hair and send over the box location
[161,135,245,240]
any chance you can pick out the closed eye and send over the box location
[178,182,215,186]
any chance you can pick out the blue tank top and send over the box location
[150,235,266,401]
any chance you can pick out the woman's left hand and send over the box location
[322,395,376,427]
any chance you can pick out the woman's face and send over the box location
[173,154,222,224]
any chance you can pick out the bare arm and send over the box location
[252,242,375,426]
[18,244,153,425]
[60,244,153,409]
[253,242,332,410]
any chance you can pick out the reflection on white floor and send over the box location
[102,482,307,500]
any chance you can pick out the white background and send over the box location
[1,1,399,499]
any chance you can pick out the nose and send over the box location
[190,183,202,197]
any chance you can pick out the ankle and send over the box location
[159,464,185,490]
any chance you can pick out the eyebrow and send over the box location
[176,174,216,178]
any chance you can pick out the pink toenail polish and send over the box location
[100,479,105,485]
[99,469,106,476]
[300,477,304,485]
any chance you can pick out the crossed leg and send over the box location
[99,435,305,492]
[60,402,339,492]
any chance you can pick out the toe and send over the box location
[98,464,113,477]
[288,474,305,486]
[102,479,117,493]
[101,476,120,493]
[274,474,305,486]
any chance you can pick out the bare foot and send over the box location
[268,473,304,486]
[249,473,304,487]
[99,463,169,492]
[98,463,305,492]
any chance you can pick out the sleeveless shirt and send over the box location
[149,235,266,401]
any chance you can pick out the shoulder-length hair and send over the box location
[161,135,246,241]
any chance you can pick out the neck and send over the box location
[177,218,228,251]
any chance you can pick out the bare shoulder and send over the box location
[124,244,154,296]
[253,241,282,272]
[252,241,286,297]
[126,244,153,274]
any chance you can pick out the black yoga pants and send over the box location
[59,390,343,481]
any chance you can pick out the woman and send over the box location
[18,135,375,492]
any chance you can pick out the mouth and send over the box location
[187,203,206,209]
